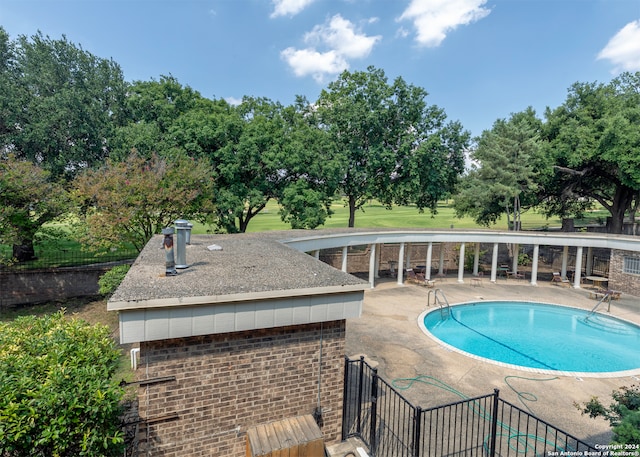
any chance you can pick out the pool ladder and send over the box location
[585,292,612,320]
[428,288,451,319]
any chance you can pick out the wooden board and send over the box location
[246,414,324,457]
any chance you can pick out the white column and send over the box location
[574,246,584,288]
[368,243,376,289]
[341,246,348,272]
[425,242,433,280]
[491,243,499,283]
[473,243,480,276]
[374,244,380,279]
[511,243,519,274]
[397,242,405,285]
[530,244,539,286]
[586,247,593,275]
[457,242,466,283]
[438,244,446,275]
[561,245,569,278]
[313,250,320,260]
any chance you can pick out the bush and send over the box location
[99,264,131,295]
[0,311,125,456]
[576,385,640,445]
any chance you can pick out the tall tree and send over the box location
[454,108,543,229]
[0,155,69,262]
[1,30,127,180]
[542,72,640,234]
[316,66,468,227]
[209,97,290,233]
[74,152,215,252]
[275,97,343,229]
[109,76,206,161]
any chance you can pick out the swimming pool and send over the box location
[420,301,640,376]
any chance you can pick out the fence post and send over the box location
[342,356,350,440]
[413,406,422,457]
[488,389,500,457]
[369,367,379,456]
[356,356,365,435]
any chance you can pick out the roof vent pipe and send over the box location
[175,219,190,269]
[162,227,178,276]
[186,223,193,245]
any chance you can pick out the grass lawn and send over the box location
[191,199,584,233]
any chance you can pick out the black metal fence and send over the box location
[342,357,598,457]
[0,246,138,270]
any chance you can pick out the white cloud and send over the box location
[270,0,316,18]
[304,15,380,58]
[225,96,243,106]
[281,48,348,82]
[597,20,640,73]
[398,0,491,47]
[281,14,381,82]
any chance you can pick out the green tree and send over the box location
[0,154,69,262]
[454,108,543,229]
[110,76,206,161]
[542,72,640,234]
[163,93,340,232]
[316,66,468,227]
[74,151,215,252]
[274,97,342,229]
[576,385,640,445]
[0,29,127,180]
[0,311,125,456]
[208,97,290,233]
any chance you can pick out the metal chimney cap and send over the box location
[161,227,175,235]
[175,219,189,227]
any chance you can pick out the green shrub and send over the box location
[99,264,131,295]
[0,311,125,456]
[576,385,640,445]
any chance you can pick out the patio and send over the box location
[343,277,640,448]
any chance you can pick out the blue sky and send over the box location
[2,0,640,137]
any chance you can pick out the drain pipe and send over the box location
[313,322,324,427]
[175,219,190,269]
[162,227,178,276]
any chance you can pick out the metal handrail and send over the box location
[427,288,451,318]
[586,292,612,318]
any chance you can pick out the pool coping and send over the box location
[418,299,640,379]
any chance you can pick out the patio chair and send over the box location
[406,269,435,288]
[471,272,483,287]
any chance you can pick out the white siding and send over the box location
[119,291,363,344]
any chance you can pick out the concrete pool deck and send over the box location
[344,277,640,446]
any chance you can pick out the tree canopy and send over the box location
[542,72,640,233]
[74,151,215,252]
[0,28,127,180]
[0,154,69,261]
[3,24,640,256]
[316,66,469,227]
[454,108,544,230]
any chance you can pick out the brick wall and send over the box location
[609,249,640,295]
[320,243,458,274]
[0,268,107,307]
[135,320,346,457]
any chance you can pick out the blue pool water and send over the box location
[422,301,640,374]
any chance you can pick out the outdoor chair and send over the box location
[471,272,483,287]
[406,269,435,288]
